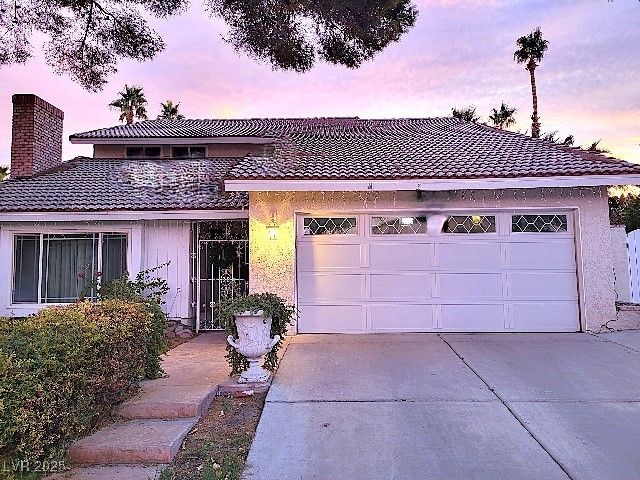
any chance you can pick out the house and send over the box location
[2,94,640,333]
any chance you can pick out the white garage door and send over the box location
[296,212,580,333]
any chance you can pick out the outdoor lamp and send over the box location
[267,216,279,240]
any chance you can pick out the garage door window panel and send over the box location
[303,217,357,236]
[512,214,568,233]
[444,216,496,234]
[371,216,427,235]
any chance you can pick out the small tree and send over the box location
[541,131,574,146]
[586,140,611,154]
[625,197,640,233]
[451,106,481,123]
[488,102,517,130]
[0,166,8,181]
[109,85,148,124]
[157,100,185,120]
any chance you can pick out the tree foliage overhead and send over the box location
[206,0,418,72]
[0,0,179,91]
[0,0,418,91]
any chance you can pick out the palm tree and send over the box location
[157,100,185,120]
[489,102,517,130]
[451,106,481,123]
[109,85,148,124]
[514,27,549,139]
[0,166,8,181]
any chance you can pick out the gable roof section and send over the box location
[70,117,362,140]
[222,118,640,183]
[71,117,640,184]
[0,157,247,212]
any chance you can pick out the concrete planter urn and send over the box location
[227,310,281,383]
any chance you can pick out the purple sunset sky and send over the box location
[0,0,638,165]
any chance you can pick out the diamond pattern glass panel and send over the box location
[303,217,357,235]
[371,216,427,234]
[444,215,496,234]
[512,214,568,233]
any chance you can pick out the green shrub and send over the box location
[81,264,171,379]
[609,191,640,233]
[0,299,167,464]
[217,293,296,376]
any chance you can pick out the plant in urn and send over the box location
[219,293,296,384]
[227,310,280,383]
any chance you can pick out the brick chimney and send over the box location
[10,94,64,179]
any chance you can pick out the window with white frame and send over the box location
[12,233,128,304]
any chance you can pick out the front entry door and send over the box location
[195,220,249,331]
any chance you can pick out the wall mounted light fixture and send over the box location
[267,215,279,240]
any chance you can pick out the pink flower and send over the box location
[95,271,102,277]
[78,273,85,279]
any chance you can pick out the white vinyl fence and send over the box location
[628,229,640,302]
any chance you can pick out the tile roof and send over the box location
[0,157,247,212]
[222,118,640,180]
[71,117,640,180]
[70,117,363,139]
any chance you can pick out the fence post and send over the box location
[611,226,631,302]
[627,228,640,303]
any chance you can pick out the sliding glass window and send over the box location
[12,232,128,304]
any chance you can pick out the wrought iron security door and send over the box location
[195,220,249,331]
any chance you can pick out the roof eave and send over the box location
[0,209,249,222]
[224,174,640,192]
[69,136,277,145]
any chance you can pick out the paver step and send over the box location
[118,383,218,419]
[47,464,167,480]
[68,418,197,464]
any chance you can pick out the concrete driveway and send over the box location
[243,331,640,480]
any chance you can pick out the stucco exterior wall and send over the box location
[248,187,616,333]
[93,144,126,158]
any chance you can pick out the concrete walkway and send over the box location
[244,332,640,480]
[51,333,230,480]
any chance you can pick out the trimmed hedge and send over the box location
[0,300,168,464]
